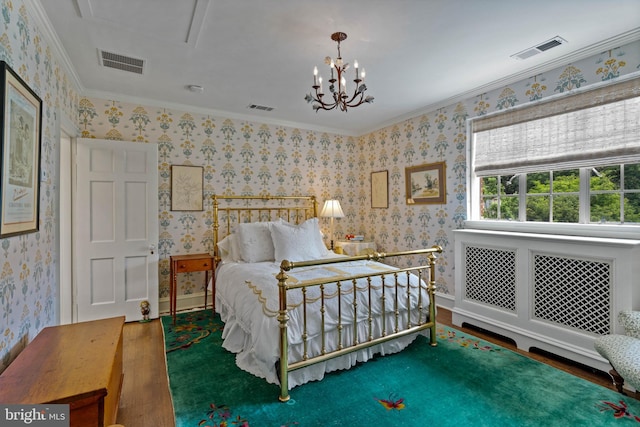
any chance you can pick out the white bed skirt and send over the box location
[216,290,427,389]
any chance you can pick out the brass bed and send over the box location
[212,194,442,401]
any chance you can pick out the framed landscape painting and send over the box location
[0,61,42,238]
[405,161,446,205]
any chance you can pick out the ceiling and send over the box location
[34,0,640,136]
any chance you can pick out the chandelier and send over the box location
[305,32,374,112]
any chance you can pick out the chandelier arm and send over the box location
[314,103,340,112]
[307,31,372,112]
[344,88,366,106]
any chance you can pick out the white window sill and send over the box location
[463,220,640,242]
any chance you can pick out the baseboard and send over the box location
[451,307,611,373]
[435,292,454,311]
[159,292,213,316]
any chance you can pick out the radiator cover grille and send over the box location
[533,254,611,335]
[464,246,516,311]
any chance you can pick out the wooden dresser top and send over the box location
[0,316,125,404]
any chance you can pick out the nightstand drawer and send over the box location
[175,258,213,272]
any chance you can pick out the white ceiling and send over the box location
[34,0,640,136]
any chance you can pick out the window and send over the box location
[469,76,640,233]
[590,163,640,223]
[480,163,640,224]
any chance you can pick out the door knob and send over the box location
[149,244,156,255]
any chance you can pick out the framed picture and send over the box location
[371,170,388,208]
[0,61,42,238]
[171,165,203,211]
[405,161,446,205]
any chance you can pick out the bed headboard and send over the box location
[212,194,318,264]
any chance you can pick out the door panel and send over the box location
[75,138,158,322]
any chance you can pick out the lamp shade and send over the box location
[320,200,344,218]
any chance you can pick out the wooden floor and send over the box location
[115,308,634,426]
[117,319,175,427]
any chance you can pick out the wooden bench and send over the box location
[0,316,125,427]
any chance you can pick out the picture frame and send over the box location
[405,161,446,205]
[371,170,388,208]
[0,61,42,238]
[171,165,204,211]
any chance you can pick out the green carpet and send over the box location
[162,311,640,426]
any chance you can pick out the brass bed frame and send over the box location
[212,195,442,401]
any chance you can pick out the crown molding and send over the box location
[23,1,640,138]
[81,88,359,137]
[366,27,640,135]
[25,0,85,93]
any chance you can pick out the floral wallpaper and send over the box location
[0,0,79,371]
[0,0,638,373]
[78,40,640,305]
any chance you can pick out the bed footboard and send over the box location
[276,246,442,402]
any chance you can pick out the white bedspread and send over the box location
[214,256,430,389]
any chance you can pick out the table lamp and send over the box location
[320,199,344,250]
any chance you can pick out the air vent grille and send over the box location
[536,39,563,52]
[247,104,275,112]
[99,50,145,74]
[511,36,567,60]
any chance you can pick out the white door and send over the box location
[75,138,158,322]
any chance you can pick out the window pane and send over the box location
[591,166,620,191]
[624,164,640,190]
[624,193,640,223]
[553,170,579,193]
[481,196,498,219]
[552,195,579,223]
[481,176,498,196]
[590,193,620,223]
[501,196,519,220]
[501,175,519,195]
[527,172,549,193]
[526,195,549,221]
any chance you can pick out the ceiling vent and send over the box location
[247,104,275,112]
[98,50,145,74]
[511,36,567,60]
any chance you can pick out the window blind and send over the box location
[472,76,640,176]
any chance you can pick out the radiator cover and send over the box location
[453,229,640,373]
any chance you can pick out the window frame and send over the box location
[468,155,640,241]
[468,168,640,240]
[466,75,640,240]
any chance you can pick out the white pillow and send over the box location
[270,217,329,263]
[217,234,240,263]
[236,221,278,263]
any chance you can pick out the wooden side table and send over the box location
[170,253,215,324]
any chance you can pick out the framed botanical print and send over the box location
[171,165,204,211]
[405,161,446,205]
[371,170,388,208]
[0,61,43,238]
